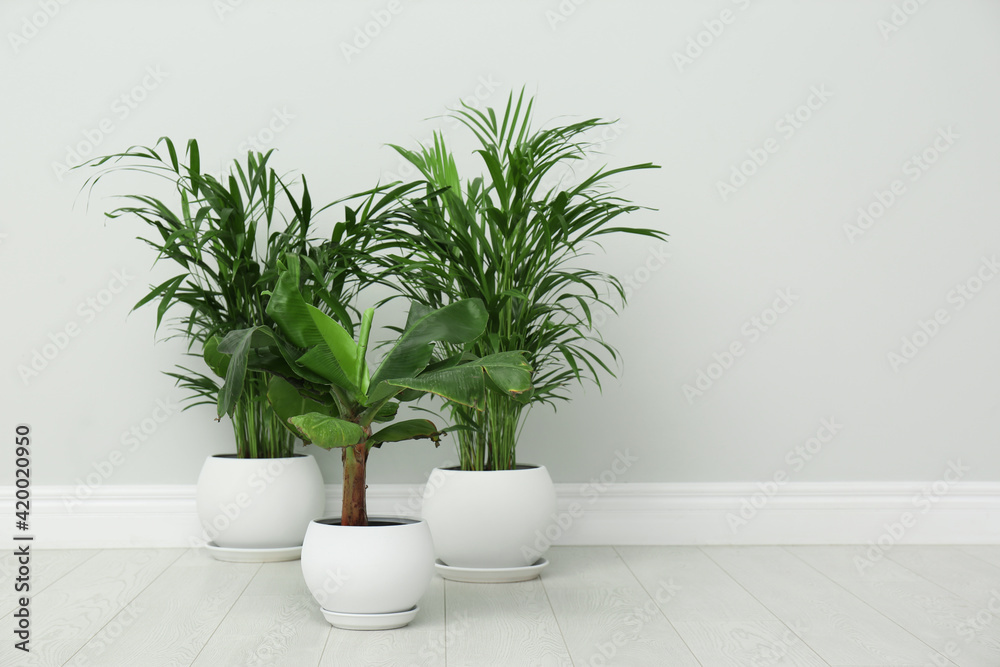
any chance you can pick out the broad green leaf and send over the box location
[265,261,358,388]
[267,377,336,444]
[357,382,405,426]
[402,302,433,330]
[247,348,303,382]
[368,418,440,449]
[372,401,399,423]
[203,335,229,379]
[368,299,488,389]
[386,351,532,409]
[265,256,321,348]
[479,351,534,394]
[355,307,374,393]
[288,413,364,450]
[216,326,268,417]
[216,325,326,415]
[306,304,359,388]
[296,345,355,390]
[221,326,330,385]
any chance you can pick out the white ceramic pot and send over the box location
[421,465,557,568]
[300,516,435,629]
[195,453,325,549]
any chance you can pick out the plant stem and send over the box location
[233,375,294,458]
[341,444,368,526]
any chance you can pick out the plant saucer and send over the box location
[204,542,302,563]
[434,557,548,583]
[321,605,419,630]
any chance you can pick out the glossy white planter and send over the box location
[300,516,435,629]
[195,454,325,550]
[421,465,557,568]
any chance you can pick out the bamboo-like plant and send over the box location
[80,138,379,458]
[216,257,533,525]
[372,91,667,470]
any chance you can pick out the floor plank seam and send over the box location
[538,570,576,667]
[882,546,988,606]
[696,546,813,665]
[42,549,103,596]
[59,548,189,667]
[613,545,707,667]
[764,546,837,667]
[779,545,961,667]
[185,557,263,667]
[314,593,333,667]
[10,546,1000,666]
[442,578,448,667]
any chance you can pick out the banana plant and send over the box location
[215,256,532,526]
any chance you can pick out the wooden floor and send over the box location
[3,546,1000,666]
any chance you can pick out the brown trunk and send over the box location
[341,444,368,526]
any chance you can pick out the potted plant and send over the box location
[373,91,667,577]
[80,138,371,559]
[216,255,532,627]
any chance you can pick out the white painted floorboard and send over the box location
[0,550,100,618]
[4,546,1000,666]
[704,546,958,666]
[543,547,700,666]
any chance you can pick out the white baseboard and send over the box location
[4,482,1000,548]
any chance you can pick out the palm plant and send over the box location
[373,91,667,471]
[216,257,533,525]
[80,137,381,458]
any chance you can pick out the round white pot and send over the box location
[195,453,325,550]
[421,465,557,568]
[300,516,434,629]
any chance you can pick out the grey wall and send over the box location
[3,0,999,490]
